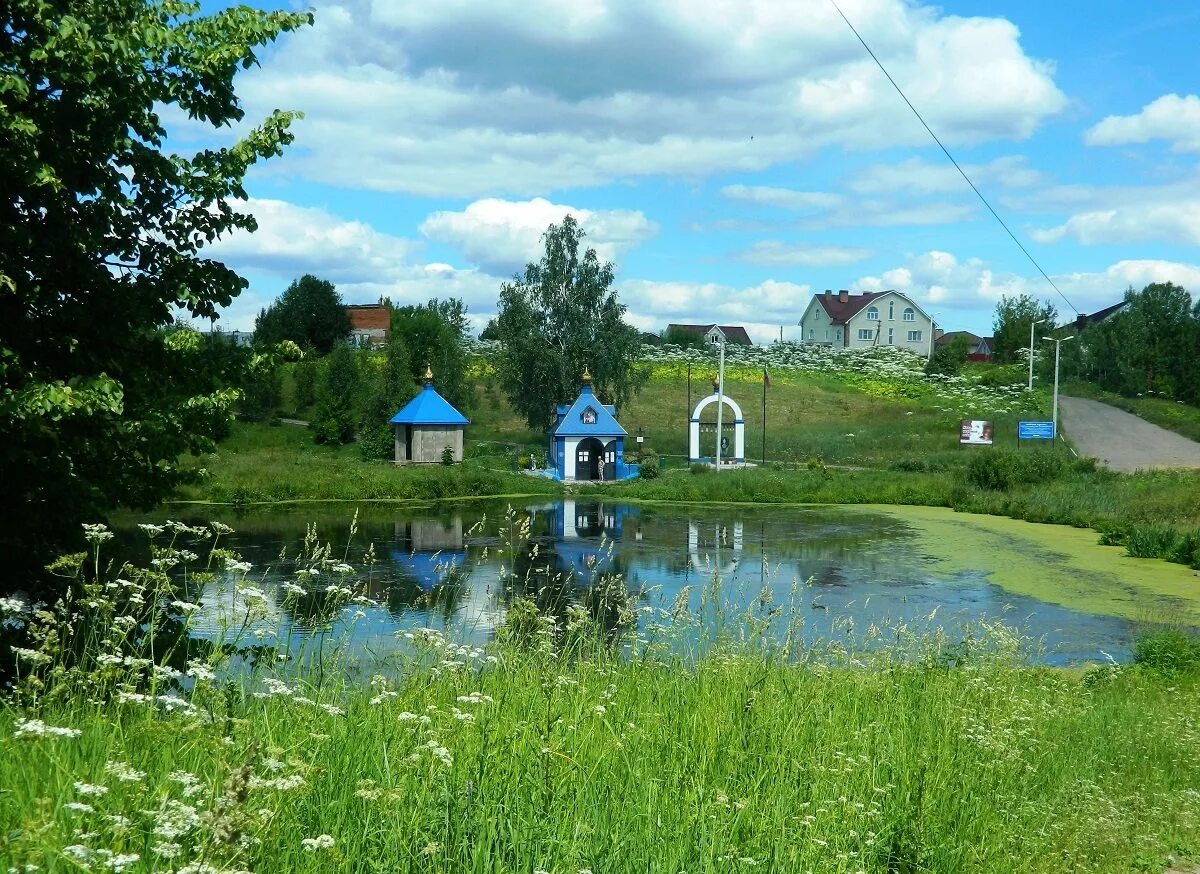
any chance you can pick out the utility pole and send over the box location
[1043,333,1075,439]
[1028,318,1045,390]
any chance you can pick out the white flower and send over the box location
[73,782,109,797]
[186,660,217,682]
[64,801,95,813]
[11,647,51,664]
[301,834,335,851]
[104,761,146,783]
[105,853,140,871]
[13,718,80,738]
[170,600,201,613]
[0,596,29,614]
[227,560,252,574]
[82,523,114,544]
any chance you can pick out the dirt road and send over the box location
[1059,395,1200,472]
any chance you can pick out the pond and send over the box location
[124,500,1200,667]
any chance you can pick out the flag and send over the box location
[763,368,771,389]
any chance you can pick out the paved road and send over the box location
[1059,395,1200,472]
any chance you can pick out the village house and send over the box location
[666,323,753,347]
[798,289,934,356]
[346,304,390,348]
[935,331,994,361]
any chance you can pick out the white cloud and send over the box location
[848,155,1043,195]
[1030,203,1200,246]
[733,240,873,267]
[205,198,503,329]
[1085,93,1200,153]
[720,185,842,211]
[223,0,1065,196]
[420,198,657,274]
[855,250,1200,319]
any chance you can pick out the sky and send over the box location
[186,0,1200,342]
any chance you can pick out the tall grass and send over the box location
[3,522,1200,872]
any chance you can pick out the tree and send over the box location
[495,216,643,430]
[992,294,1058,364]
[661,325,709,350]
[358,333,413,460]
[925,334,970,376]
[255,275,350,355]
[311,344,361,445]
[0,0,310,570]
[479,319,500,341]
[389,299,471,413]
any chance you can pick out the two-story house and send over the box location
[798,289,934,356]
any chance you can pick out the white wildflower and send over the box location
[13,718,81,738]
[301,834,335,851]
[73,782,109,797]
[11,647,51,664]
[104,761,146,783]
[64,801,95,813]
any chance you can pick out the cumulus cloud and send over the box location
[855,250,1200,318]
[1030,204,1200,246]
[733,241,873,267]
[221,0,1065,196]
[205,198,503,329]
[720,185,842,211]
[420,198,657,274]
[1085,93,1200,153]
[718,182,977,229]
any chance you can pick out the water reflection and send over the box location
[136,500,1151,666]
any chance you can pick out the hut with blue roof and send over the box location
[548,369,638,481]
[390,367,469,464]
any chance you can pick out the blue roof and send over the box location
[551,384,627,437]
[389,383,469,426]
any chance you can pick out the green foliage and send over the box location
[479,318,500,341]
[925,333,970,375]
[311,344,360,445]
[388,298,470,413]
[992,293,1057,364]
[237,357,282,422]
[1062,282,1200,404]
[964,449,1066,491]
[496,215,644,430]
[0,0,310,571]
[254,275,350,356]
[661,325,710,350]
[291,358,318,411]
[1133,628,1200,673]
[637,456,660,479]
[441,444,455,465]
[358,335,413,460]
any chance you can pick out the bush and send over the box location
[690,463,710,475]
[1133,629,1200,673]
[441,445,455,465]
[964,449,1066,491]
[638,456,661,479]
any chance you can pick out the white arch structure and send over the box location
[687,521,744,575]
[688,393,745,464]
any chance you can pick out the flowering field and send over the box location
[3,523,1200,872]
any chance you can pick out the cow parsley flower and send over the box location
[73,782,109,797]
[301,834,335,851]
[14,718,81,738]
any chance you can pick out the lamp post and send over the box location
[926,311,942,360]
[1027,318,1045,390]
[1042,334,1075,439]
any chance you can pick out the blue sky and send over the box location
[190,0,1200,341]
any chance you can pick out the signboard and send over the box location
[959,419,994,445]
[1018,420,1055,440]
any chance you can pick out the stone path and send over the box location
[1059,395,1200,472]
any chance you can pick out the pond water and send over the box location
[128,500,1200,667]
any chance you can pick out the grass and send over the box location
[176,421,557,505]
[3,528,1200,873]
[1062,379,1200,443]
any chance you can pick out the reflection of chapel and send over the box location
[547,370,634,482]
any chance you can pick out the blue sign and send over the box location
[1018,420,1055,440]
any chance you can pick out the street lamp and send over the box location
[1027,318,1046,390]
[1042,334,1075,440]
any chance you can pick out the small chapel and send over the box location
[547,370,638,482]
[390,367,469,464]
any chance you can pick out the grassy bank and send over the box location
[3,532,1200,873]
[175,421,557,505]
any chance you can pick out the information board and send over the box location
[959,419,994,445]
[1018,420,1055,440]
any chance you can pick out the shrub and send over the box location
[689,463,709,475]
[638,457,661,480]
[441,445,455,465]
[964,449,1065,491]
[1133,629,1200,673]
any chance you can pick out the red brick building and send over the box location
[346,304,390,348]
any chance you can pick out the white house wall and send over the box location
[844,293,932,354]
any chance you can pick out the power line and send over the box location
[828,0,1079,315]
